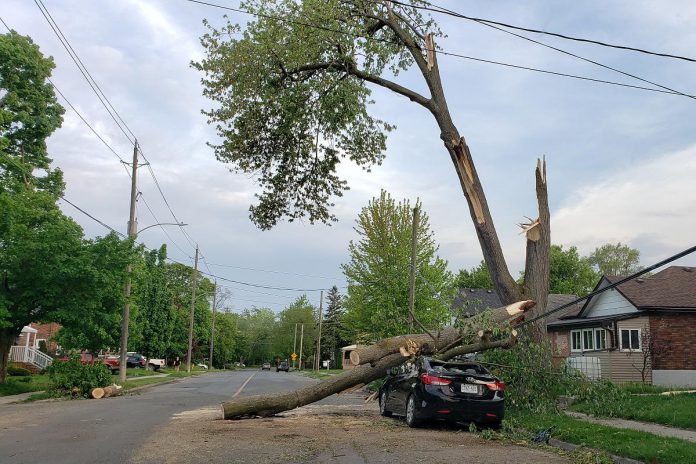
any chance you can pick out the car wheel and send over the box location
[379,391,392,417]
[405,395,421,428]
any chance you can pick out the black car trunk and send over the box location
[426,360,500,400]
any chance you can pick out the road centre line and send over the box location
[232,373,256,398]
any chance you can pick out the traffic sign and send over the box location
[291,352,297,361]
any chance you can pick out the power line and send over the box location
[393,0,696,64]
[206,262,342,281]
[419,0,694,100]
[180,0,689,97]
[34,0,137,144]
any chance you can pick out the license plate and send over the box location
[461,384,479,394]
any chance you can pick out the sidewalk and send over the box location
[0,391,44,405]
[565,411,696,443]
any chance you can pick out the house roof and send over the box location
[604,266,696,310]
[451,289,584,322]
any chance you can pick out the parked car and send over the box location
[126,353,147,369]
[276,361,289,372]
[196,363,209,369]
[58,352,120,374]
[261,362,271,371]
[379,357,504,428]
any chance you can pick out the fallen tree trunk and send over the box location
[89,387,105,399]
[221,300,530,420]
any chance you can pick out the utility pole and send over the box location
[408,206,419,331]
[208,280,217,370]
[298,323,304,370]
[118,141,139,383]
[316,290,324,372]
[292,323,298,369]
[186,245,199,373]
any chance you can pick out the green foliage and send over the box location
[132,245,177,360]
[54,233,133,354]
[211,311,239,368]
[342,191,454,341]
[237,306,281,365]
[0,31,65,195]
[7,365,31,376]
[548,245,598,296]
[482,339,585,414]
[194,1,440,229]
[587,243,642,276]
[38,339,48,354]
[455,260,493,289]
[46,360,111,396]
[270,296,317,364]
[320,286,348,366]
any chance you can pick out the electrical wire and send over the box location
[180,0,689,97]
[205,262,342,281]
[417,0,694,100]
[392,0,696,64]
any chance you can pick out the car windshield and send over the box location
[428,360,489,375]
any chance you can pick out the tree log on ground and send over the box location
[89,387,105,399]
[221,301,531,420]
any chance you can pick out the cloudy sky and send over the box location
[3,0,695,312]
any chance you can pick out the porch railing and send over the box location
[9,346,53,370]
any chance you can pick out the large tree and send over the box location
[195,0,551,333]
[341,191,453,340]
[455,260,494,290]
[548,244,598,296]
[587,243,642,276]
[272,296,317,367]
[320,286,348,367]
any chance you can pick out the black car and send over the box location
[276,361,289,372]
[379,357,504,428]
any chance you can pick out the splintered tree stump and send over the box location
[220,300,532,420]
[89,387,105,399]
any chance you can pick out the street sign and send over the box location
[291,352,297,361]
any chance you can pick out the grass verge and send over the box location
[297,369,343,380]
[0,374,51,397]
[512,411,696,464]
[571,392,696,430]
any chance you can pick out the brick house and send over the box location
[15,322,62,354]
[547,266,696,386]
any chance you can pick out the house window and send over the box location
[571,328,607,352]
[620,329,641,352]
[571,330,582,352]
[582,329,594,351]
[595,329,607,350]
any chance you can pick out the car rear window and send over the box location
[428,360,489,375]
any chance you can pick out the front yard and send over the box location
[0,374,51,396]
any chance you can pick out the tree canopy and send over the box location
[342,191,453,340]
[587,242,642,276]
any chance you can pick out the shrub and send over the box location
[45,360,112,396]
[8,365,32,377]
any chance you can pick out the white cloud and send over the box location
[553,144,696,263]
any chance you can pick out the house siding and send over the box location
[609,316,652,384]
[583,281,638,318]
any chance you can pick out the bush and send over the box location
[481,339,586,413]
[8,365,32,377]
[45,360,112,396]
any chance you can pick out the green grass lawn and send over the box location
[513,411,696,464]
[572,392,696,430]
[298,368,344,380]
[618,382,685,394]
[0,374,52,397]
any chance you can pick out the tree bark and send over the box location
[0,327,18,384]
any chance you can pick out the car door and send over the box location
[385,364,407,412]
[392,361,419,414]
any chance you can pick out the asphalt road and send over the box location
[0,370,316,464]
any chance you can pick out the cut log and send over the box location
[103,385,123,397]
[350,327,460,367]
[89,387,105,399]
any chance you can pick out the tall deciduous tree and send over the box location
[342,191,453,340]
[195,0,551,334]
[548,245,598,296]
[272,296,317,365]
[455,260,494,290]
[587,243,642,276]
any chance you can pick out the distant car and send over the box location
[59,352,120,374]
[261,362,271,371]
[379,357,505,429]
[126,353,147,369]
[196,363,209,369]
[276,361,289,373]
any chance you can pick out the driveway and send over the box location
[0,370,568,463]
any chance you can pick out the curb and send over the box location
[547,438,644,464]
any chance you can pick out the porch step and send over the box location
[11,362,42,374]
